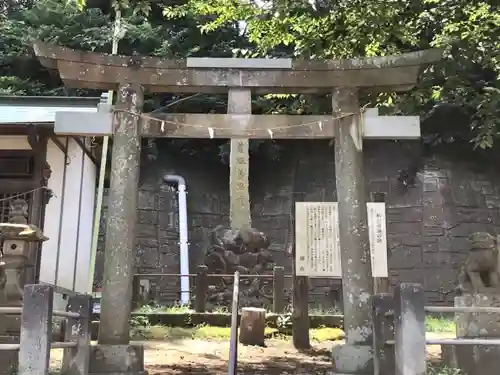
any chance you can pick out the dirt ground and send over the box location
[50,333,451,374]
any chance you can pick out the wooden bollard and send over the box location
[195,265,208,312]
[239,307,266,346]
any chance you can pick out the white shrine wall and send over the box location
[39,137,96,301]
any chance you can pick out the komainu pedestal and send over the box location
[0,199,48,374]
[442,293,500,375]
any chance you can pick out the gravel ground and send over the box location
[49,332,454,375]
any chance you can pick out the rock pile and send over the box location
[203,225,275,309]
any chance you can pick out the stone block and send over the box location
[448,237,478,253]
[455,294,500,338]
[137,210,158,225]
[189,214,204,226]
[387,207,422,223]
[387,234,402,250]
[158,229,178,240]
[388,248,421,270]
[442,293,500,374]
[423,206,445,227]
[423,252,451,266]
[448,223,497,238]
[454,208,494,224]
[189,227,208,242]
[192,193,226,214]
[260,194,291,216]
[157,190,176,211]
[389,269,423,285]
[368,180,390,196]
[442,344,500,375]
[137,190,156,210]
[257,215,289,231]
[451,183,483,207]
[158,211,178,230]
[423,267,456,290]
[423,226,445,237]
[387,186,423,207]
[331,343,373,375]
[401,235,421,247]
[423,177,439,192]
[136,224,157,238]
[387,222,421,235]
[136,238,158,248]
[135,246,159,269]
[89,344,147,375]
[423,190,444,206]
[422,238,438,253]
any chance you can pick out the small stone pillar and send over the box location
[92,83,147,375]
[442,293,500,375]
[239,307,266,346]
[0,199,48,374]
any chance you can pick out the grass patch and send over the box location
[426,316,455,333]
[310,327,345,341]
[134,303,339,315]
[131,324,344,342]
[136,304,192,314]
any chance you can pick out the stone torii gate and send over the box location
[34,41,441,375]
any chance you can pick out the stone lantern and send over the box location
[0,199,48,306]
[0,199,48,373]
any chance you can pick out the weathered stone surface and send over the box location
[98,83,143,346]
[389,248,421,269]
[203,225,274,308]
[94,139,500,309]
[32,41,443,94]
[387,207,423,223]
[332,344,374,374]
[137,210,157,226]
[455,294,500,338]
[442,294,500,375]
[136,224,156,239]
[137,190,156,210]
[88,344,146,375]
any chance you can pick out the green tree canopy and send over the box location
[1,0,499,153]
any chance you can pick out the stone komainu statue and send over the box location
[456,232,500,294]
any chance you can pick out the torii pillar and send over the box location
[331,87,373,373]
[34,42,442,375]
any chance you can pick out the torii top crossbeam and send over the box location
[33,42,442,94]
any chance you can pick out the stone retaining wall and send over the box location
[93,140,500,308]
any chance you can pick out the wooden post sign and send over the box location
[295,202,389,278]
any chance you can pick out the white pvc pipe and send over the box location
[163,174,190,305]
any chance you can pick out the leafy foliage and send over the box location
[162,0,500,151]
[2,0,499,153]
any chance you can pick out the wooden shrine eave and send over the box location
[33,42,443,94]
